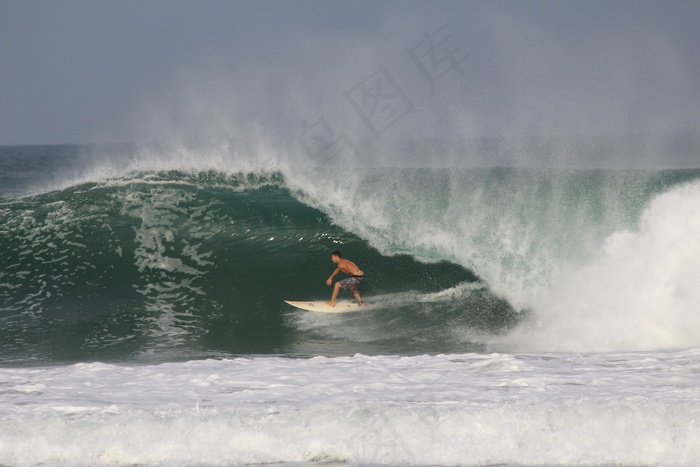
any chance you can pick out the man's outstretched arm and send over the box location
[326,268,340,285]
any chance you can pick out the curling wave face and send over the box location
[0,170,516,365]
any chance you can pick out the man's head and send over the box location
[331,250,342,263]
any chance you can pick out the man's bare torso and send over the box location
[336,258,364,276]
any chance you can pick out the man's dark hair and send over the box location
[331,250,342,258]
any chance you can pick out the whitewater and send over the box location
[1,144,700,466]
[2,351,700,466]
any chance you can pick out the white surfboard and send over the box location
[284,300,363,313]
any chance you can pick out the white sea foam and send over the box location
[1,351,699,466]
[506,180,700,352]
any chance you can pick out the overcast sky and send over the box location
[1,0,699,165]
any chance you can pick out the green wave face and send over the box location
[0,171,512,365]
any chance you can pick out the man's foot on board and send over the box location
[324,301,335,307]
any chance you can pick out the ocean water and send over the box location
[1,144,700,466]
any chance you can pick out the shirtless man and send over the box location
[325,250,364,307]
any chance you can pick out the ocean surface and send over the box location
[1,144,700,466]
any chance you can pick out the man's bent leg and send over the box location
[350,287,363,305]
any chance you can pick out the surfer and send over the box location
[325,250,364,307]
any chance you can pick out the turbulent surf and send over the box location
[2,144,700,466]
